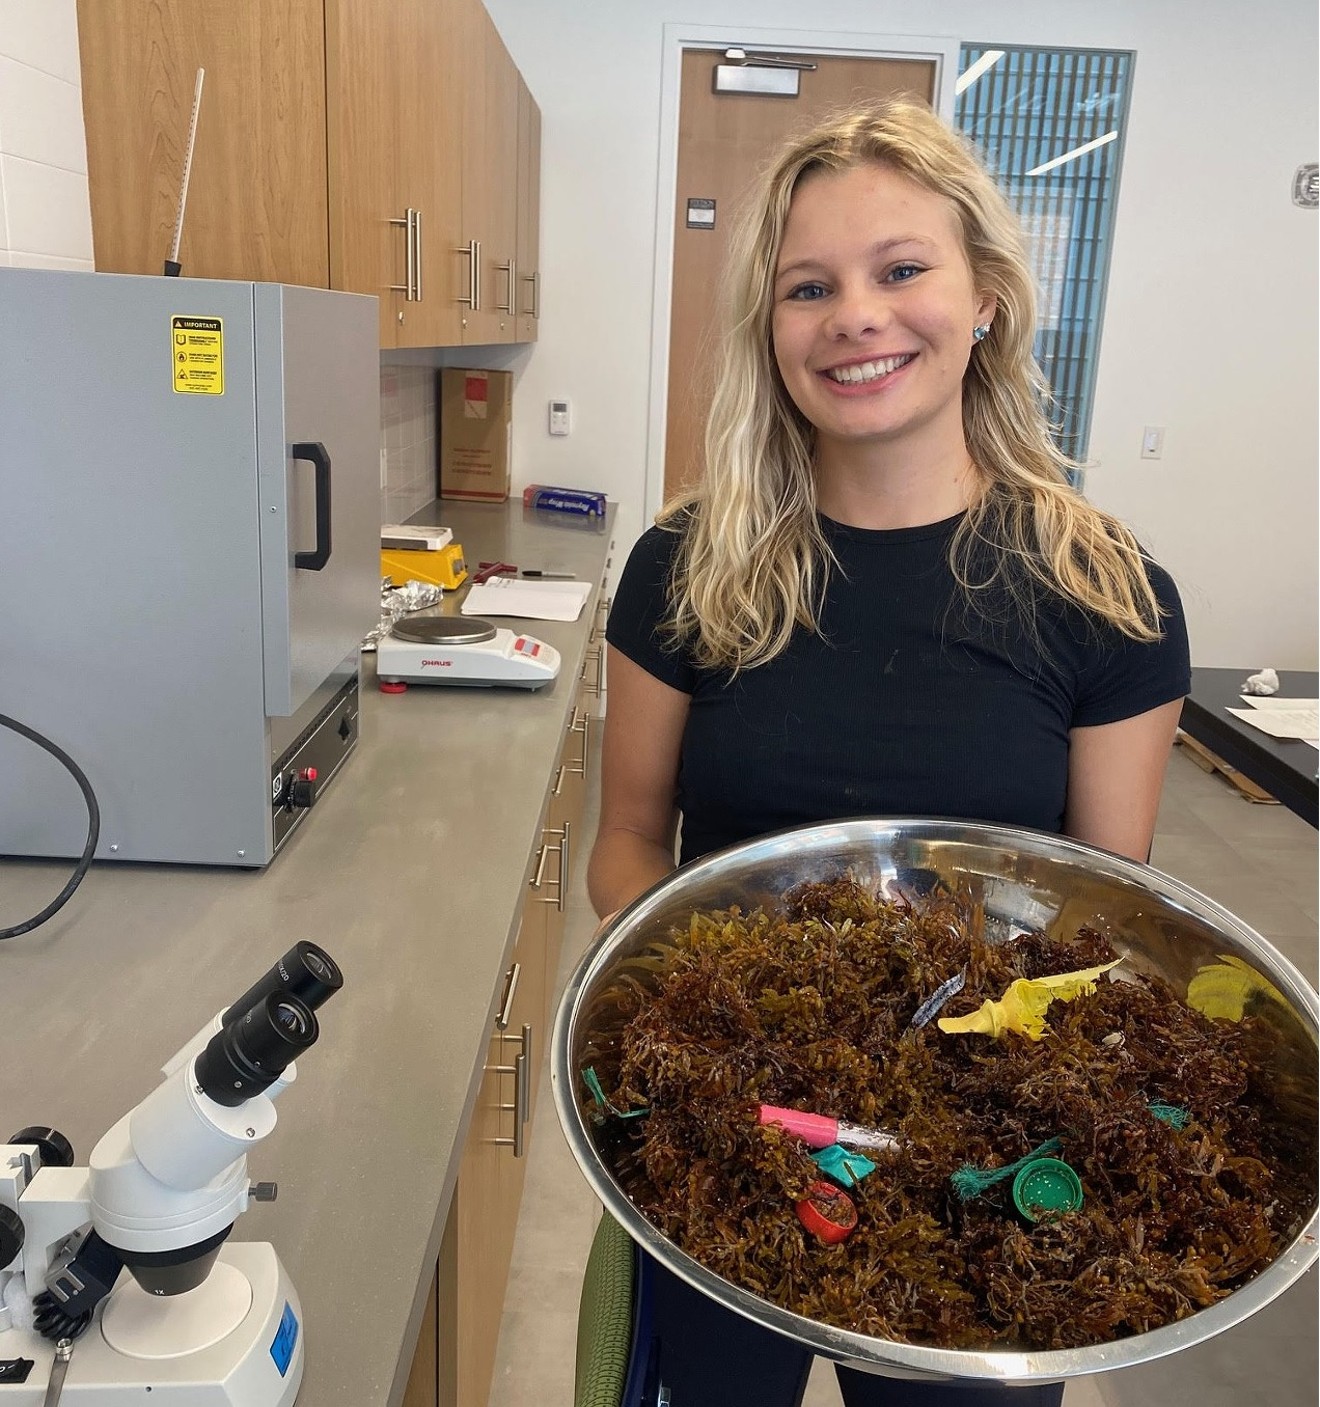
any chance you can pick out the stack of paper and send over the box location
[1226,696,1320,748]
[461,575,593,622]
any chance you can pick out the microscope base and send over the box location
[0,1243,304,1405]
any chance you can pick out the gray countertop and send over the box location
[0,498,615,1405]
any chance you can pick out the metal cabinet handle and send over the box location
[455,239,479,308]
[580,646,605,699]
[589,594,611,644]
[390,209,416,300]
[497,257,517,314]
[552,763,566,797]
[413,208,423,301]
[496,961,520,1031]
[567,711,591,782]
[519,270,539,317]
[535,821,570,911]
[491,1023,532,1157]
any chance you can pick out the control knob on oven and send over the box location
[287,767,319,809]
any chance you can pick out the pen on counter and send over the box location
[520,569,576,579]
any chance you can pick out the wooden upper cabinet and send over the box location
[76,0,329,287]
[324,0,402,346]
[76,0,533,350]
[515,76,541,344]
[458,2,517,345]
[393,0,465,347]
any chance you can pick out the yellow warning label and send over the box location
[171,315,224,395]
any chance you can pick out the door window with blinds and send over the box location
[955,45,1134,467]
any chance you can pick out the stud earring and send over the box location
[972,324,991,342]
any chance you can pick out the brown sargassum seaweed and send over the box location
[586,878,1316,1350]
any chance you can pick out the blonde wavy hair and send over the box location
[662,95,1164,671]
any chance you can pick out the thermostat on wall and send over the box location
[549,399,571,436]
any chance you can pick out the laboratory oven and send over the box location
[0,269,381,866]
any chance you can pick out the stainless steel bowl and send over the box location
[551,819,1319,1384]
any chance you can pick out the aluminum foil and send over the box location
[361,578,445,651]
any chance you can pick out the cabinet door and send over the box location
[325,0,410,348]
[76,0,329,285]
[395,0,466,347]
[460,5,519,344]
[443,902,545,1407]
[401,1263,439,1407]
[515,78,542,343]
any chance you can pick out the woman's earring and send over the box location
[972,324,991,342]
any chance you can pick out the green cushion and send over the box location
[574,1213,635,1407]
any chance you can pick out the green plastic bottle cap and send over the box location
[1012,1158,1083,1222]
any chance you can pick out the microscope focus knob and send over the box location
[9,1125,75,1168]
[0,1203,23,1270]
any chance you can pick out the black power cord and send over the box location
[0,713,100,940]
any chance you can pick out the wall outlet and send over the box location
[1141,426,1165,459]
[549,399,571,436]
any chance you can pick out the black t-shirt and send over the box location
[607,512,1191,865]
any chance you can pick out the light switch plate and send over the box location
[1141,426,1164,459]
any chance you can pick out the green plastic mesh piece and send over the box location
[574,1214,635,1407]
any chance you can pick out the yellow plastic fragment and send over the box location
[937,959,1123,1041]
[1186,953,1288,1022]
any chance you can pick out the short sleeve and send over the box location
[1071,561,1192,728]
[605,525,696,694]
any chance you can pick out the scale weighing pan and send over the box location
[376,614,560,690]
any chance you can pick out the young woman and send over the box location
[587,97,1190,1407]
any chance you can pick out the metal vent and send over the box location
[1293,164,1318,209]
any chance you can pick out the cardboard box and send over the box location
[439,367,512,502]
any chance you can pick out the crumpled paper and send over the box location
[361,578,445,651]
[1242,667,1280,696]
[937,959,1123,1041]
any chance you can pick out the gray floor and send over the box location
[489,742,1318,1407]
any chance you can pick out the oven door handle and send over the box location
[291,442,332,571]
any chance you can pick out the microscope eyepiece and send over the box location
[220,941,343,1028]
[196,992,319,1107]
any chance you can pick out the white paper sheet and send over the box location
[1226,705,1319,741]
[460,575,593,622]
[1239,695,1320,711]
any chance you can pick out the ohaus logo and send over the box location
[421,658,453,667]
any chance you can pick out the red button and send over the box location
[300,768,318,782]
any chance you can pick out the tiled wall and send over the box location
[0,0,93,270]
[380,365,438,524]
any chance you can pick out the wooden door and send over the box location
[76,0,328,285]
[515,78,542,343]
[663,50,937,497]
[326,0,406,347]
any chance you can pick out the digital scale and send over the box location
[376,615,560,690]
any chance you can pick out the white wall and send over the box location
[11,1,1314,664]
[0,0,93,270]
[485,0,1319,670]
